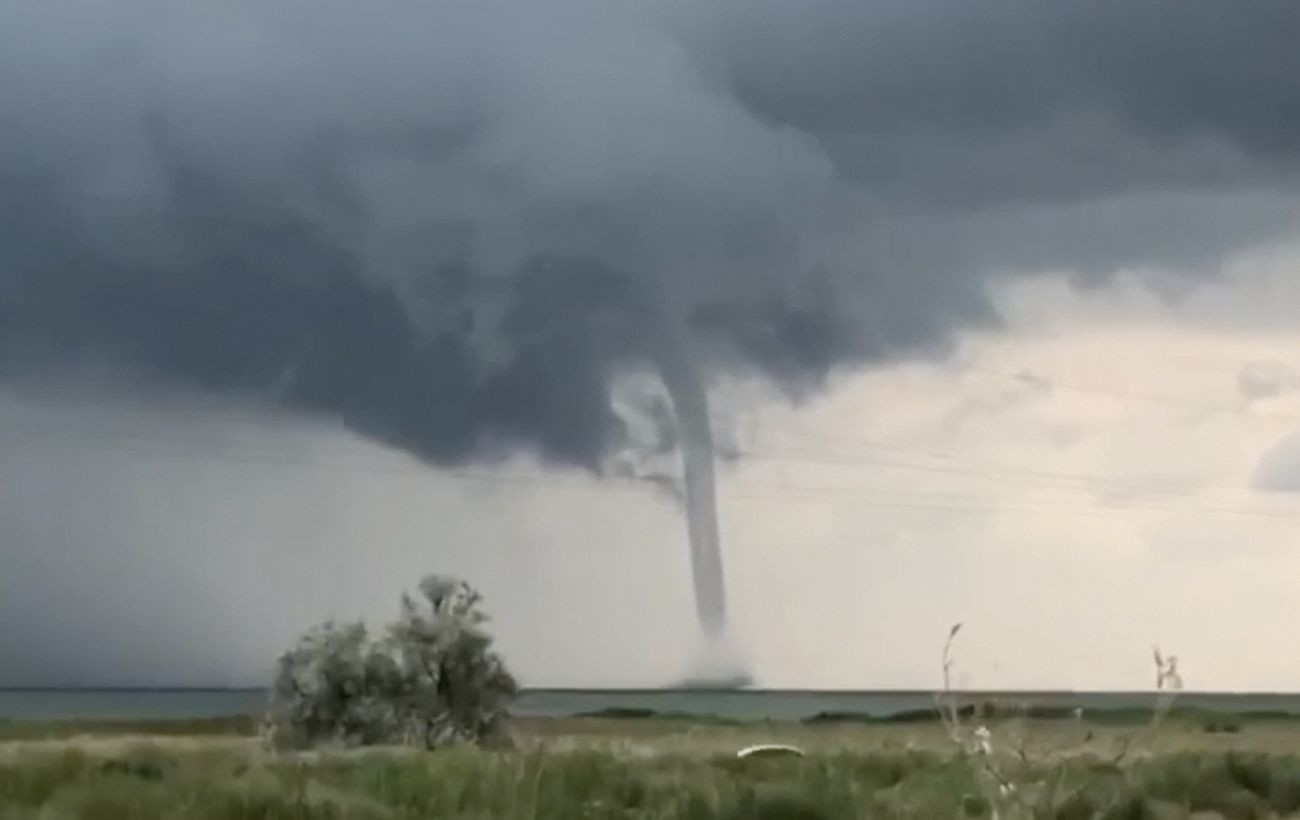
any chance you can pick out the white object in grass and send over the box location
[736,744,806,759]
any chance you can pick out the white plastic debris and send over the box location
[736,744,806,759]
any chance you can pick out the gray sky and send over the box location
[2,0,1300,688]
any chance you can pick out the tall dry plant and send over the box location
[934,624,1186,818]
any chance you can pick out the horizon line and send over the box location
[3,686,1300,697]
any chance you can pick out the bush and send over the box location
[268,575,517,750]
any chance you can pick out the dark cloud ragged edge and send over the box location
[2,0,1299,468]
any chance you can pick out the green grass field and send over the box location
[4,712,1300,818]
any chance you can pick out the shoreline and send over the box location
[4,700,1300,740]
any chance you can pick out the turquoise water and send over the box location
[3,689,1300,721]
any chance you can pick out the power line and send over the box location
[713,373,1294,497]
[735,431,1267,502]
[6,422,1300,523]
[741,445,1176,493]
[958,363,1300,422]
[728,481,1300,521]
[0,415,1228,499]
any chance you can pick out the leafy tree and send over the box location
[268,575,517,749]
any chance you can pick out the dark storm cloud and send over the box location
[2,0,1299,467]
[702,0,1300,194]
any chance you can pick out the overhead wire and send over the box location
[957,363,1300,422]
[4,416,1300,523]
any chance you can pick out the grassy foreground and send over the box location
[5,715,1300,818]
